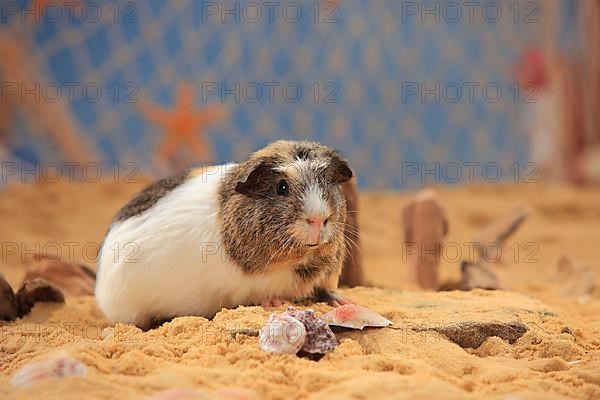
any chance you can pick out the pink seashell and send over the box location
[259,313,306,354]
[322,304,392,330]
[10,356,86,388]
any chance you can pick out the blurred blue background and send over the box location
[0,0,579,188]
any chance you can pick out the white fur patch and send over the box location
[95,163,312,327]
[303,184,329,219]
[275,158,328,180]
[275,158,330,220]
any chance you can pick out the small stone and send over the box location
[16,278,65,317]
[561,326,574,336]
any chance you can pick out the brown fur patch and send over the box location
[113,170,190,222]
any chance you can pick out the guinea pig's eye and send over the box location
[276,179,289,196]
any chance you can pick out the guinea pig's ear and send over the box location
[329,154,353,184]
[235,160,272,195]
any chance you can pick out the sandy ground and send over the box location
[0,179,599,399]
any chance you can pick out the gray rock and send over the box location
[422,320,528,349]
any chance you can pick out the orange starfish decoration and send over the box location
[140,83,228,171]
[29,0,55,24]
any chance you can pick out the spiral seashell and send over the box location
[285,307,338,354]
[10,356,87,388]
[259,313,306,354]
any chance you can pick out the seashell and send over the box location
[16,278,65,317]
[285,307,338,354]
[322,304,392,330]
[10,356,86,388]
[259,313,306,354]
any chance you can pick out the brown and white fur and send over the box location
[95,140,353,328]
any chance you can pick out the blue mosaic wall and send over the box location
[0,0,579,188]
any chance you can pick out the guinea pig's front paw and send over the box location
[313,288,355,307]
[261,298,291,309]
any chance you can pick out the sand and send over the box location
[1,180,599,399]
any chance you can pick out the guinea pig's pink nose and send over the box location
[306,216,329,245]
[306,216,328,230]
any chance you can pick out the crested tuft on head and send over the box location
[235,140,352,194]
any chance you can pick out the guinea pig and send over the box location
[95,140,354,329]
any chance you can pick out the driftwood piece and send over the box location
[472,207,529,263]
[339,177,364,287]
[16,278,65,317]
[460,261,501,291]
[0,273,18,321]
[439,207,529,292]
[402,189,448,290]
[23,259,96,296]
[439,261,501,291]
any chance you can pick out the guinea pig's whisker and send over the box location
[341,236,360,258]
[339,240,353,262]
[282,237,295,256]
[339,225,362,237]
[287,239,300,256]
[284,238,300,259]
[345,234,364,252]
[330,220,361,236]
[264,242,286,270]
[335,220,376,242]
[263,235,295,271]
[329,222,366,251]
